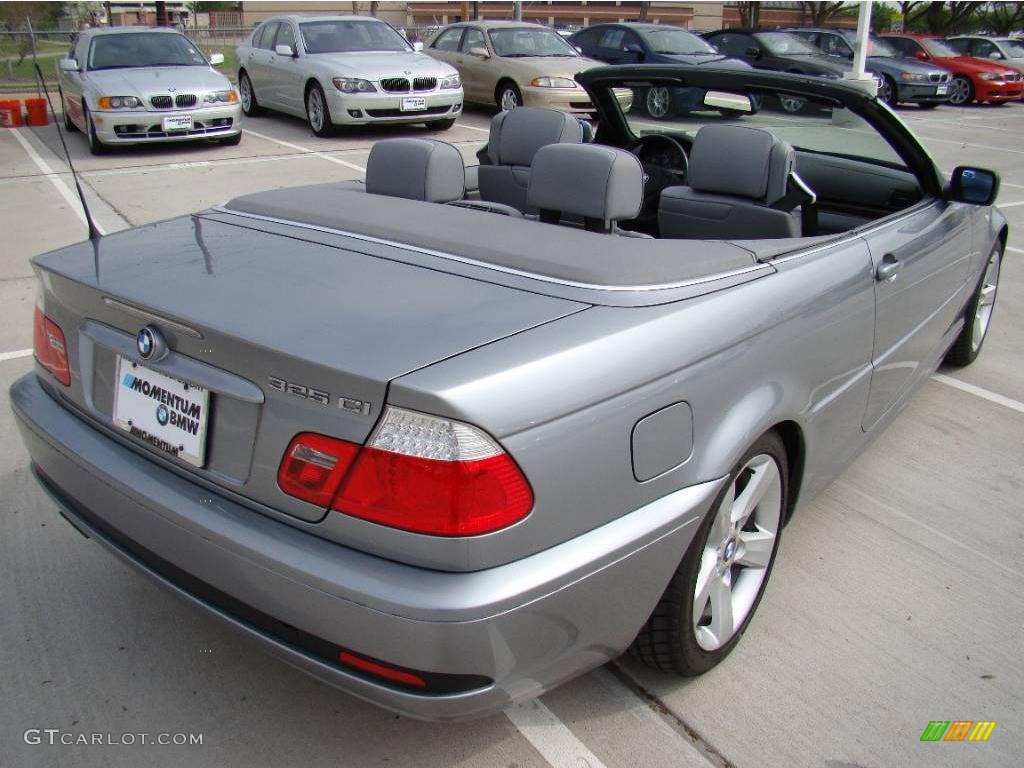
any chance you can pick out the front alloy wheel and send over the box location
[306,83,334,137]
[779,94,806,114]
[946,244,1001,366]
[949,75,974,106]
[645,86,672,119]
[878,75,896,105]
[498,82,522,111]
[630,431,787,675]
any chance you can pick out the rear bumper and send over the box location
[11,373,718,721]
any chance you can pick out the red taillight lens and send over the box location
[277,432,359,507]
[333,447,533,536]
[276,408,534,537]
[337,651,426,689]
[33,306,70,386]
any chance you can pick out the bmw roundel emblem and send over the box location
[156,404,170,426]
[137,328,155,358]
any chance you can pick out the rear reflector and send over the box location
[338,651,427,689]
[33,306,70,386]
[276,407,533,536]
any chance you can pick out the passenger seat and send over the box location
[478,107,584,213]
[658,125,804,240]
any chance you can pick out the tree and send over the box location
[735,1,760,28]
[900,1,982,35]
[981,1,1024,34]
[800,2,847,26]
[870,3,899,32]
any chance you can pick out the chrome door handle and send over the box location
[876,255,903,282]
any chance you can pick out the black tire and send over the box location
[630,431,788,676]
[949,75,974,106]
[305,82,335,137]
[919,102,941,110]
[945,243,1002,366]
[218,132,242,146]
[85,107,107,155]
[238,71,265,116]
[496,80,522,111]
[425,118,456,131]
[59,88,78,132]
[644,86,674,119]
[878,74,897,106]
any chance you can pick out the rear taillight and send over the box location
[33,306,70,386]
[277,433,360,507]
[276,407,533,537]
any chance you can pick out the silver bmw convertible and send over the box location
[13,66,1004,720]
[59,27,242,154]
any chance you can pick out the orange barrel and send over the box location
[25,97,48,126]
[0,99,23,127]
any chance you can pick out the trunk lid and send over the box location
[34,215,587,521]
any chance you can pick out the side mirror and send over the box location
[949,166,999,206]
[208,52,224,65]
[413,41,424,52]
[468,45,489,58]
[989,51,1004,59]
[914,50,928,60]
[274,44,295,57]
[59,57,79,72]
[575,45,583,54]
[745,46,763,59]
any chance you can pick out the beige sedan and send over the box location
[426,20,632,114]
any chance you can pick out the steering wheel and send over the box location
[626,134,689,218]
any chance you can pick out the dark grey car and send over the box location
[788,28,952,106]
[12,66,1005,720]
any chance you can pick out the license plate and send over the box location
[162,114,193,131]
[936,85,949,96]
[113,357,209,467]
[400,97,427,112]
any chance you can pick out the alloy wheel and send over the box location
[500,86,520,110]
[240,75,252,112]
[879,77,894,104]
[972,250,1001,352]
[693,453,783,652]
[779,95,806,114]
[308,88,324,132]
[949,76,972,105]
[646,86,671,119]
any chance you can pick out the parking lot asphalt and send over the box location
[1,101,1022,768]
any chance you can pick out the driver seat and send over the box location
[658,125,802,240]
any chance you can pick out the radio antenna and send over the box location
[26,16,101,241]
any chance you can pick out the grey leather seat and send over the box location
[363,138,465,202]
[479,107,584,213]
[658,125,801,240]
[527,143,646,235]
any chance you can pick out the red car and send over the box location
[880,33,1022,105]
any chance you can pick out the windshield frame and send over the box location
[640,27,717,55]
[86,31,210,71]
[488,26,580,58]
[299,19,412,54]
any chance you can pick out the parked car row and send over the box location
[56,17,1024,156]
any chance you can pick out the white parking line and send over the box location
[1006,245,1024,255]
[914,132,1024,156]
[505,699,608,768]
[241,128,366,171]
[932,374,1024,415]
[9,128,106,235]
[0,348,33,363]
[458,122,491,133]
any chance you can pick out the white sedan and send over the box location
[59,27,241,154]
[236,15,463,136]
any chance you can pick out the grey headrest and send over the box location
[528,144,644,222]
[686,125,794,203]
[365,138,465,203]
[487,107,582,167]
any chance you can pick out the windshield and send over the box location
[489,27,578,57]
[921,38,959,57]
[641,28,717,55]
[88,32,208,70]
[300,20,411,53]
[999,39,1024,58]
[757,32,822,55]
[866,37,898,57]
